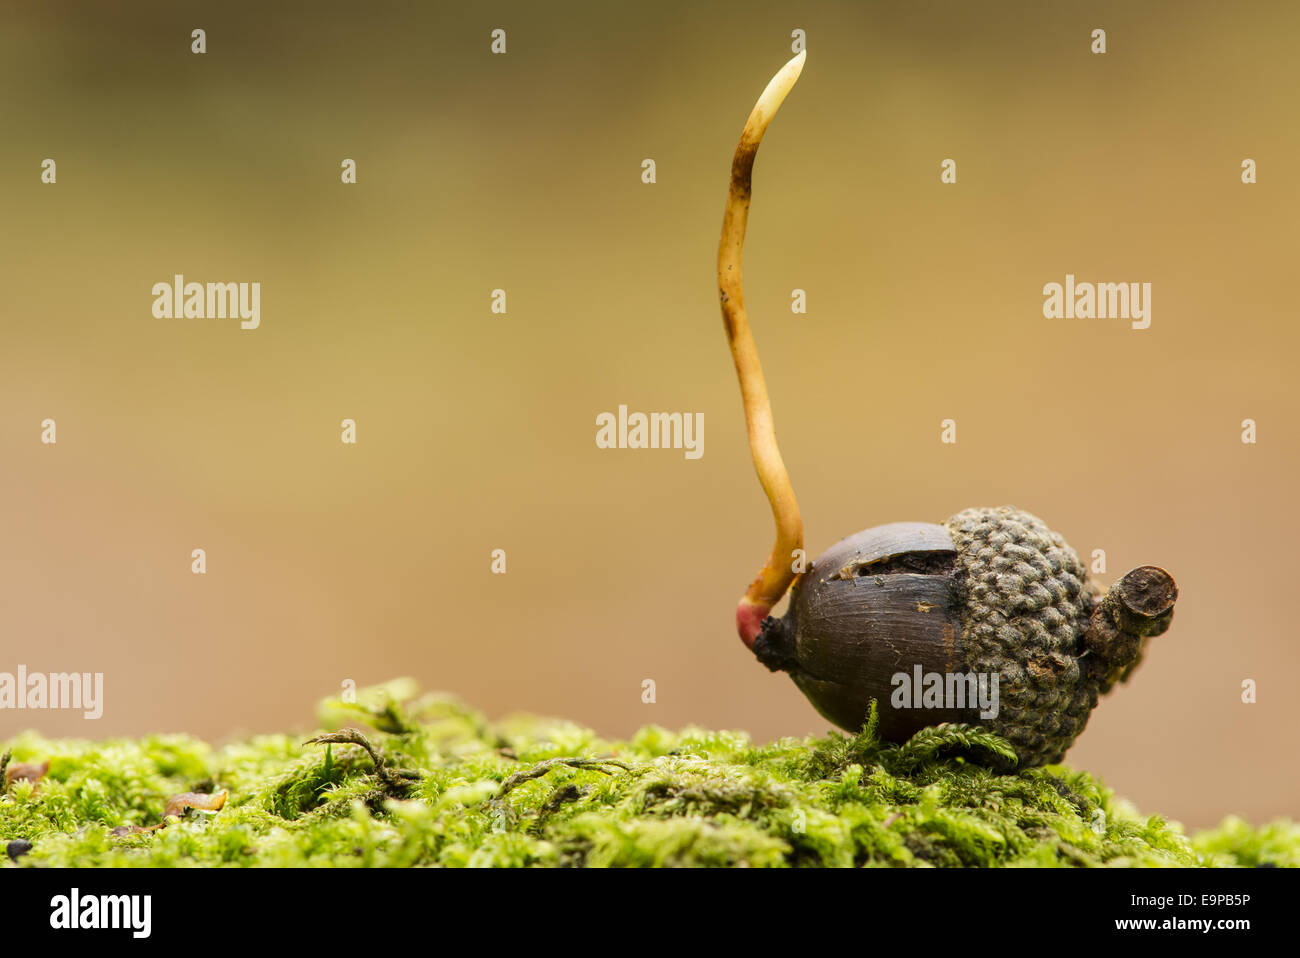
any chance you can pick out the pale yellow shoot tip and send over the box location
[743,50,807,142]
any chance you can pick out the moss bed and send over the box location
[1,680,1295,867]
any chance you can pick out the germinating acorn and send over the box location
[715,51,1177,768]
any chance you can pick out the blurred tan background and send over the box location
[1,1,1296,829]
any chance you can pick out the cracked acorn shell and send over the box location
[751,506,1176,768]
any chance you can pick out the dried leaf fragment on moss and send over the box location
[4,757,49,790]
[164,790,227,819]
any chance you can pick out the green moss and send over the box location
[1,680,1295,868]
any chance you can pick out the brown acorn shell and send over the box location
[766,521,981,741]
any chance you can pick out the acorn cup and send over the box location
[715,51,1177,769]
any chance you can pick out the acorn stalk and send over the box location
[718,49,807,649]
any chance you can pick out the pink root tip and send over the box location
[736,602,770,651]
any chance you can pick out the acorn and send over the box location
[715,51,1177,768]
